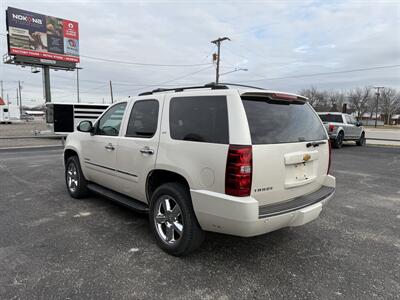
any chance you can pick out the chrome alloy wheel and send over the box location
[154,196,183,245]
[67,163,79,193]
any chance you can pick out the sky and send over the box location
[0,0,399,107]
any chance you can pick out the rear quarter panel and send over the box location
[155,90,242,193]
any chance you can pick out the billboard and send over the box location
[6,7,79,63]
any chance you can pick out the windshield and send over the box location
[242,97,327,144]
[318,114,343,123]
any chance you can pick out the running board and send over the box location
[87,183,149,213]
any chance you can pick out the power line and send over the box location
[242,64,400,83]
[1,32,213,68]
[201,45,217,62]
[118,65,213,94]
[80,83,109,94]
[80,54,213,67]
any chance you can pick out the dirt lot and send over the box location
[0,120,49,137]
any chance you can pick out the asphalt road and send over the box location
[0,145,399,299]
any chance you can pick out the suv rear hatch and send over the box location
[241,92,330,207]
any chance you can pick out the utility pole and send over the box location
[109,80,114,103]
[16,88,19,106]
[6,94,10,119]
[211,37,230,84]
[373,86,384,128]
[18,81,22,118]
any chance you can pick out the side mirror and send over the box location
[77,120,93,133]
[356,121,362,127]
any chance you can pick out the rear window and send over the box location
[318,114,343,123]
[169,96,229,144]
[242,97,326,144]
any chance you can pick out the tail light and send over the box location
[327,141,332,174]
[328,124,335,132]
[225,145,252,197]
[271,93,298,101]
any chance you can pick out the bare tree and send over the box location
[299,86,328,111]
[348,87,372,119]
[379,88,400,124]
[299,86,399,123]
[366,94,377,120]
[326,90,345,112]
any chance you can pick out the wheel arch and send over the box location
[146,169,191,204]
[64,148,79,165]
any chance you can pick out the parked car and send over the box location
[21,112,34,121]
[318,112,366,148]
[64,83,336,256]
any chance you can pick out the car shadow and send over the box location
[80,189,326,263]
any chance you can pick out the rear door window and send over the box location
[242,97,326,144]
[169,96,229,144]
[126,100,159,138]
[319,114,343,123]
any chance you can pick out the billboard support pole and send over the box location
[42,66,51,103]
[18,81,22,118]
[76,68,80,103]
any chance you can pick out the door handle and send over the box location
[140,146,154,155]
[105,143,115,151]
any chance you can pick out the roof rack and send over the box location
[137,82,266,96]
[138,83,228,96]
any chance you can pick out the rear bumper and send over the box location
[328,133,338,139]
[191,175,335,237]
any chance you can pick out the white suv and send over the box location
[64,83,336,255]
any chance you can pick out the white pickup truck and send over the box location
[64,84,336,255]
[318,112,366,148]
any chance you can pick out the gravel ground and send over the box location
[0,120,62,148]
[0,145,399,299]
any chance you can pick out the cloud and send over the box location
[294,45,310,54]
[0,0,399,106]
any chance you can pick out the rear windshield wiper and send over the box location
[306,141,327,148]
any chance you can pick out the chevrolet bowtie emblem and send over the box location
[303,154,311,162]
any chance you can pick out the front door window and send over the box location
[96,102,127,136]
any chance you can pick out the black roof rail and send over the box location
[218,82,266,90]
[138,83,228,96]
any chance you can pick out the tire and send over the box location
[149,182,205,256]
[332,131,344,149]
[65,156,89,199]
[356,132,365,146]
